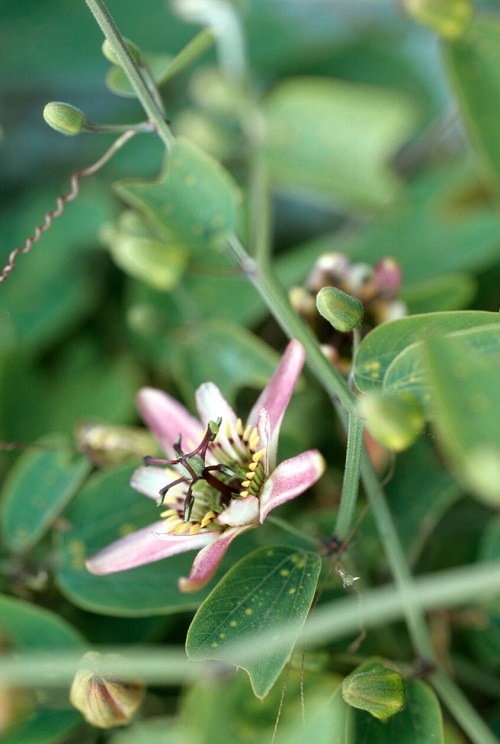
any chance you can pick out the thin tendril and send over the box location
[0,128,139,283]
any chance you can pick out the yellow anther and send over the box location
[189,524,203,535]
[241,480,251,488]
[253,448,266,463]
[243,424,252,442]
[162,514,180,524]
[173,522,191,535]
[245,471,255,480]
[225,420,233,438]
[248,462,258,472]
[160,508,177,518]
[249,434,260,450]
[201,511,216,528]
[236,419,244,436]
[240,490,249,499]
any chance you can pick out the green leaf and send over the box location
[0,594,85,743]
[1,710,81,744]
[186,545,321,699]
[262,77,417,210]
[384,323,500,408]
[443,14,500,193]
[422,330,500,505]
[172,320,281,404]
[114,138,241,251]
[401,272,476,314]
[0,592,86,648]
[0,437,90,553]
[344,680,444,743]
[354,311,500,394]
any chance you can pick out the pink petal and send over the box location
[137,387,204,458]
[256,408,270,473]
[217,495,260,527]
[247,340,305,450]
[195,382,239,459]
[131,465,182,501]
[85,521,216,574]
[178,526,251,592]
[259,449,325,523]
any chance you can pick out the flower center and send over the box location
[144,417,266,536]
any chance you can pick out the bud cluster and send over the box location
[290,252,407,374]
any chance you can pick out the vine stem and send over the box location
[85,0,174,149]
[334,412,364,542]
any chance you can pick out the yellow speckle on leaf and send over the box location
[219,633,226,639]
[245,608,253,616]
[289,588,296,595]
[280,569,290,577]
[119,523,135,537]
[211,642,218,648]
[230,620,238,627]
[185,174,197,187]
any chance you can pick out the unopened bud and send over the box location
[43,102,86,136]
[342,658,405,720]
[404,0,473,39]
[70,652,144,729]
[316,286,364,332]
[102,38,141,65]
[358,391,425,452]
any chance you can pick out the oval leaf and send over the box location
[114,138,241,250]
[423,330,500,505]
[0,439,91,553]
[354,311,500,394]
[186,545,321,699]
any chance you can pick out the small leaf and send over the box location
[106,53,173,97]
[354,311,499,394]
[262,77,417,210]
[186,545,321,699]
[358,391,425,452]
[342,658,405,721]
[114,138,241,250]
[0,438,91,553]
[443,14,500,194]
[423,330,500,505]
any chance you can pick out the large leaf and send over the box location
[422,331,500,506]
[186,545,321,699]
[354,311,499,394]
[443,14,500,193]
[114,138,241,251]
[383,323,500,408]
[0,594,85,744]
[330,680,444,743]
[262,77,417,210]
[0,437,90,553]
[172,320,281,404]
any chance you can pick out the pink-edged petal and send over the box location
[131,465,181,501]
[136,387,203,458]
[259,449,325,523]
[178,526,251,592]
[195,382,238,456]
[85,521,217,575]
[256,408,271,472]
[247,340,305,447]
[217,495,260,527]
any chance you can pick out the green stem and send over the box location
[334,413,364,541]
[159,28,215,85]
[85,0,174,148]
[267,515,319,548]
[431,669,499,744]
[227,234,356,413]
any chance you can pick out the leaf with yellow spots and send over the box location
[383,324,500,410]
[423,331,500,506]
[113,138,241,251]
[186,545,321,699]
[354,311,500,394]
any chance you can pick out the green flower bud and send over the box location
[403,0,473,39]
[342,659,405,721]
[358,391,425,452]
[316,286,364,332]
[70,652,144,729]
[102,38,141,65]
[75,422,160,468]
[43,102,86,136]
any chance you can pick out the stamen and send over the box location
[236,419,244,436]
[243,424,252,442]
[248,462,258,472]
[160,508,177,518]
[240,490,249,499]
[189,524,203,535]
[241,480,251,488]
[201,510,216,528]
[173,522,191,535]
[162,515,180,524]
[249,433,260,451]
[245,471,255,480]
[253,448,266,463]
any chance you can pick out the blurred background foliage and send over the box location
[1,0,500,741]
